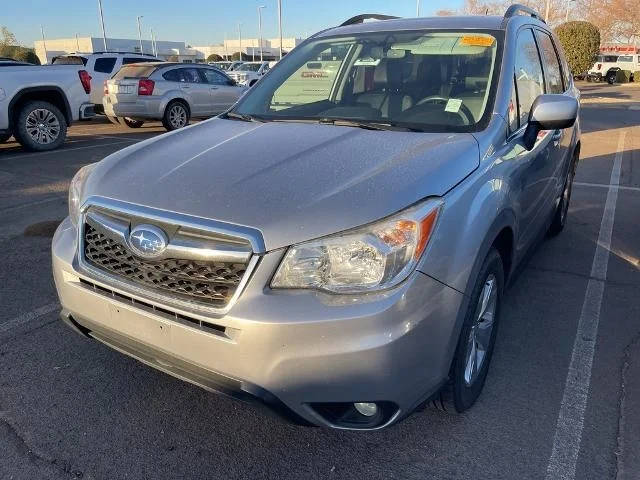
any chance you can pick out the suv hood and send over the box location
[87,118,479,251]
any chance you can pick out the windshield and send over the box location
[232,30,501,132]
[237,63,262,72]
[215,62,231,70]
[52,55,87,66]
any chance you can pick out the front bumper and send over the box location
[53,217,464,429]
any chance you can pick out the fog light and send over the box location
[354,402,378,417]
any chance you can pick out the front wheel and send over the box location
[118,117,144,128]
[162,102,190,131]
[433,248,504,413]
[14,101,67,151]
[606,71,617,84]
[549,154,577,236]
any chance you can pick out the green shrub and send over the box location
[555,21,600,77]
[206,53,223,62]
[634,72,640,83]
[615,70,632,83]
[13,47,40,65]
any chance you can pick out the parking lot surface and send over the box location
[1,84,639,480]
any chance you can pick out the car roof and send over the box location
[314,13,545,38]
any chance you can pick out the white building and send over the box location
[34,36,304,64]
[34,37,199,64]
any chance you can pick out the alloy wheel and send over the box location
[169,105,187,129]
[25,108,60,145]
[464,274,497,386]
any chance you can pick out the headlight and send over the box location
[68,163,96,227]
[271,199,442,293]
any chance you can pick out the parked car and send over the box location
[0,63,93,150]
[54,5,580,430]
[226,61,271,86]
[103,62,246,131]
[210,61,245,71]
[586,54,640,83]
[52,52,160,118]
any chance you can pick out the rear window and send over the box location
[123,57,156,65]
[112,65,157,80]
[52,55,87,66]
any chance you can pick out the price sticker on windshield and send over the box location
[460,35,495,47]
[444,98,463,113]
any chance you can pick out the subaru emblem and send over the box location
[128,224,168,259]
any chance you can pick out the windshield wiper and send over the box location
[223,111,266,123]
[317,118,424,132]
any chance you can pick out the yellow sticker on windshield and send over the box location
[460,36,495,47]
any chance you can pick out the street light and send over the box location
[565,0,575,22]
[137,15,144,54]
[238,23,242,61]
[98,0,108,51]
[277,0,283,60]
[416,0,421,17]
[258,5,266,62]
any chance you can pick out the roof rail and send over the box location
[91,51,159,57]
[502,4,545,24]
[340,14,399,27]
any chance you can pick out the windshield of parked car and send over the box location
[231,30,501,132]
[236,63,263,72]
[214,62,231,70]
[52,55,87,66]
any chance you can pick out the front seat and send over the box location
[356,59,413,118]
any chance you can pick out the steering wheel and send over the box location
[415,96,475,125]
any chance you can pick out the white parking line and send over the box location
[0,139,136,161]
[574,182,640,193]
[0,303,60,334]
[0,195,66,214]
[545,130,627,480]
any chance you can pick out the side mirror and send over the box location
[523,94,578,151]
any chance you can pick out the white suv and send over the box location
[52,52,160,110]
[227,61,271,86]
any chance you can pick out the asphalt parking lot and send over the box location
[1,83,639,480]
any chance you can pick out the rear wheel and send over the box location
[162,101,189,131]
[432,248,504,413]
[606,71,617,84]
[118,117,144,128]
[14,101,67,152]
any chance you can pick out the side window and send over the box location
[201,69,229,85]
[162,69,182,82]
[180,68,202,83]
[536,32,564,93]
[514,29,544,125]
[508,77,519,133]
[93,57,117,73]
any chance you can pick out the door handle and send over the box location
[181,85,191,89]
[210,86,218,90]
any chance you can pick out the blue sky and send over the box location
[4,0,465,47]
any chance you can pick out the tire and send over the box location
[586,76,593,83]
[162,101,189,131]
[606,71,616,84]
[106,115,120,125]
[14,101,67,152]
[0,133,11,143]
[118,117,144,128]
[432,248,504,413]
[549,153,577,236]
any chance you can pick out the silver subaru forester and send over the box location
[53,6,580,430]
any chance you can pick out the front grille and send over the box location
[83,223,247,308]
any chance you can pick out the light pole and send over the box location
[40,25,48,63]
[277,0,283,60]
[150,28,156,57]
[258,5,266,63]
[76,33,80,52]
[565,0,575,22]
[137,16,144,54]
[98,0,108,50]
[238,23,242,61]
[545,0,551,22]
[416,0,421,17]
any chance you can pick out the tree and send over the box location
[14,48,41,65]
[206,53,223,62]
[230,52,250,61]
[0,26,17,47]
[555,21,600,76]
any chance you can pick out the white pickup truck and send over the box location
[0,64,94,151]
